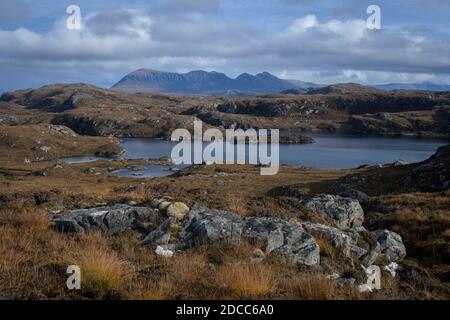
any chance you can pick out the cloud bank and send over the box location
[0,1,449,91]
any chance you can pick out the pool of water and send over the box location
[112,164,179,179]
[61,133,448,178]
[119,133,448,169]
[60,156,110,164]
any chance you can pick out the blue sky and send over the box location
[0,0,449,92]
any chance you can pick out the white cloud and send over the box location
[288,15,318,33]
[0,10,449,91]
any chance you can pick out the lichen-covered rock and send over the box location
[302,222,379,265]
[244,217,320,266]
[142,218,173,246]
[166,202,189,220]
[302,222,353,258]
[178,208,320,266]
[158,201,172,212]
[243,217,285,253]
[180,207,243,246]
[52,204,155,235]
[360,242,382,266]
[357,230,382,266]
[373,230,406,262]
[303,194,364,229]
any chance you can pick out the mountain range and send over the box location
[111,69,320,95]
[373,82,450,92]
[111,69,450,95]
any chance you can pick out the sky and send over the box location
[0,0,449,92]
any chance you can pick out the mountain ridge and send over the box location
[373,82,450,92]
[112,69,450,95]
[112,69,314,95]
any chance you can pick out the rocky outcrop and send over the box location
[180,207,243,246]
[0,114,19,125]
[303,222,354,258]
[141,217,173,246]
[52,204,156,235]
[52,201,405,268]
[159,207,321,266]
[217,101,294,117]
[303,194,364,229]
[244,217,320,266]
[302,222,389,266]
[373,230,406,262]
[341,107,450,138]
[166,202,190,220]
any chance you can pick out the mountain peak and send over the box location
[112,69,302,95]
[236,72,253,79]
[255,71,277,79]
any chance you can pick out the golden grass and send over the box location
[0,205,441,300]
[285,274,337,300]
[0,210,66,298]
[214,263,276,299]
[135,250,209,300]
[62,232,131,297]
[0,227,33,273]
[0,159,448,300]
[74,250,127,295]
[226,193,249,216]
[0,210,50,233]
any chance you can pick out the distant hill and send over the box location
[280,88,309,95]
[1,83,449,139]
[305,83,384,95]
[112,69,318,95]
[374,82,450,92]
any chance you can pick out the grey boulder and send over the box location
[180,207,243,247]
[243,217,320,266]
[303,194,364,229]
[302,222,379,264]
[142,218,173,246]
[178,207,320,266]
[373,230,406,262]
[52,204,155,235]
[302,222,353,258]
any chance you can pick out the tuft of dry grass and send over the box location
[281,274,355,300]
[0,227,34,273]
[226,193,249,216]
[135,250,209,300]
[63,232,131,297]
[75,250,127,296]
[214,263,276,299]
[0,210,50,233]
[0,210,69,298]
